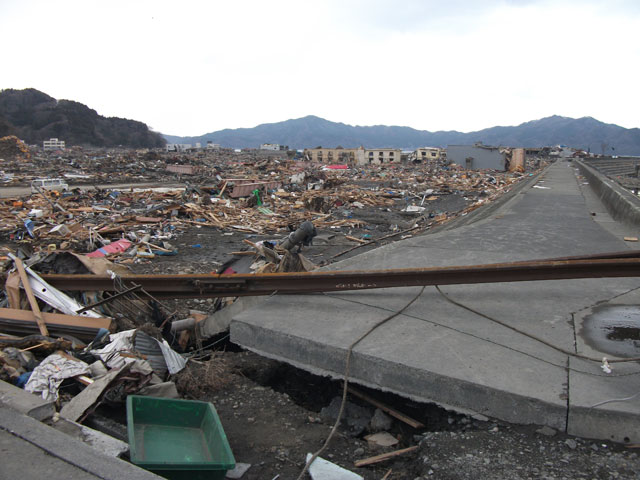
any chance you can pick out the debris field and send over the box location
[6,149,635,480]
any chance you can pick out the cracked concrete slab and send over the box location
[567,355,640,443]
[232,161,640,441]
[569,287,640,442]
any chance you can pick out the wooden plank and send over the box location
[76,375,94,386]
[345,235,367,244]
[182,218,219,227]
[348,386,424,429]
[141,241,173,252]
[0,308,111,329]
[218,180,228,197]
[13,257,48,336]
[18,342,47,352]
[67,207,95,213]
[205,212,224,227]
[354,446,419,468]
[243,239,280,264]
[135,216,163,223]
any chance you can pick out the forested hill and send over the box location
[0,88,165,148]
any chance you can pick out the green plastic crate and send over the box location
[127,395,235,480]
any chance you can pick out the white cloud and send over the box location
[1,0,638,136]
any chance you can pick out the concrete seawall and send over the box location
[576,159,640,227]
[232,162,640,442]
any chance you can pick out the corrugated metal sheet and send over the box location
[158,339,187,374]
[134,331,167,377]
[134,331,186,376]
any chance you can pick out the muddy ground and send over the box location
[171,351,639,480]
[132,192,469,274]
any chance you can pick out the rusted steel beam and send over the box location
[37,257,640,299]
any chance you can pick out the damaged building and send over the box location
[303,146,402,165]
[412,147,445,163]
[448,144,527,172]
[447,143,509,170]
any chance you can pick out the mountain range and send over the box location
[0,88,165,148]
[2,88,638,154]
[165,115,640,155]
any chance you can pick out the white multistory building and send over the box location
[43,138,65,150]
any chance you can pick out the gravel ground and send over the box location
[173,351,640,480]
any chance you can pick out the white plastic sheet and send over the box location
[306,453,363,480]
[25,353,90,401]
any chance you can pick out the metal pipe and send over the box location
[170,317,196,332]
[278,221,317,251]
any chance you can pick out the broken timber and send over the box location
[0,308,111,341]
[354,446,420,467]
[12,256,48,336]
[27,253,640,299]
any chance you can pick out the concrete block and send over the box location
[567,357,640,444]
[200,296,261,338]
[52,417,129,458]
[0,379,54,421]
[0,404,162,479]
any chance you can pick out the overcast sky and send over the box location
[2,0,639,136]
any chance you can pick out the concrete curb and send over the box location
[0,404,162,479]
[575,159,640,227]
[0,380,54,421]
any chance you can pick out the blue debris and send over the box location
[24,219,35,238]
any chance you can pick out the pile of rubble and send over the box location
[0,229,326,434]
[0,135,30,161]
[0,145,291,187]
[0,250,191,426]
[0,155,541,264]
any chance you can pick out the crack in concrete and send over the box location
[570,312,578,355]
[565,356,571,433]
[569,285,640,319]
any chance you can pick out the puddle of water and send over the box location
[580,305,640,358]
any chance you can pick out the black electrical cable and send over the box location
[321,290,640,377]
[296,286,427,480]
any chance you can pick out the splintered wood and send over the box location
[0,157,536,260]
[354,446,420,467]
